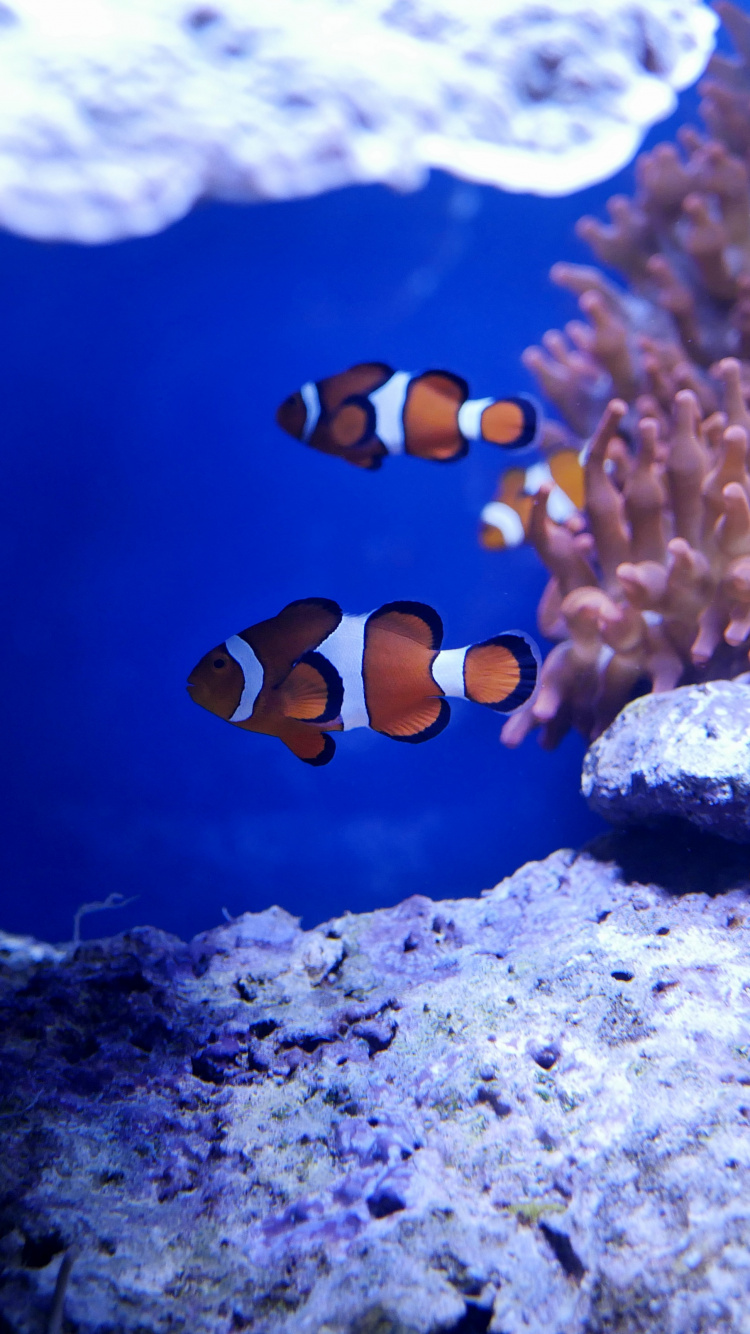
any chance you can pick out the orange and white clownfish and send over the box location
[479,449,585,550]
[276,363,540,469]
[187,597,540,765]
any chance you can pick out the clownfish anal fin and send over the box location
[280,651,343,723]
[277,721,337,765]
[382,696,451,743]
[368,600,443,650]
[464,633,539,713]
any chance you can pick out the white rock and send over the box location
[0,0,718,242]
[582,680,750,842]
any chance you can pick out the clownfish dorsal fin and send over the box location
[246,598,342,689]
[367,600,443,648]
[463,632,540,713]
[279,651,343,723]
[363,601,449,742]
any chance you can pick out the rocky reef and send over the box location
[0,0,717,242]
[583,678,750,842]
[3,839,750,1333]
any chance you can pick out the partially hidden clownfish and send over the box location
[187,598,540,765]
[479,449,585,550]
[276,363,540,469]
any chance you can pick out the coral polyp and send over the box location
[492,1,750,751]
[501,375,750,749]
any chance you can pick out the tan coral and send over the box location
[502,379,750,749]
[485,1,750,749]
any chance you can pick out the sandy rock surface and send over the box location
[582,681,750,843]
[2,833,750,1332]
[0,0,717,242]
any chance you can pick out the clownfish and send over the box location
[479,449,585,550]
[187,598,539,765]
[276,363,540,469]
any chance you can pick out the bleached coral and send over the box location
[494,3,750,751]
[0,0,718,243]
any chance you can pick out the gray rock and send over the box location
[582,679,750,842]
[2,842,750,1333]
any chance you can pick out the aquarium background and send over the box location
[1,88,712,945]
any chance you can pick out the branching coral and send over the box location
[490,1,750,750]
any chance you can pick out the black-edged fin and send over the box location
[386,696,451,744]
[280,650,344,723]
[277,721,337,765]
[481,396,539,450]
[367,600,444,650]
[464,632,539,713]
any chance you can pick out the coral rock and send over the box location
[0,0,718,242]
[4,846,750,1329]
[582,677,750,841]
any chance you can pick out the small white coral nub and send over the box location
[0,0,718,242]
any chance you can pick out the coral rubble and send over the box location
[583,678,750,839]
[3,845,750,1332]
[0,0,717,243]
[493,2,750,752]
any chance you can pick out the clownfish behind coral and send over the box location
[277,363,540,469]
[479,446,585,551]
[188,598,540,764]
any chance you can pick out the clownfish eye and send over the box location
[213,657,227,670]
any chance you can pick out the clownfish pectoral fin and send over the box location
[479,396,540,450]
[277,720,337,765]
[464,632,540,713]
[279,651,343,723]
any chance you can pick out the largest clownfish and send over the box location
[276,363,540,469]
[187,598,539,765]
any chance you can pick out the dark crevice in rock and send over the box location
[532,1046,558,1070]
[539,1223,585,1281]
[21,1230,64,1268]
[443,1304,492,1333]
[248,1019,278,1040]
[366,1190,406,1219]
[585,825,750,897]
[475,1086,512,1119]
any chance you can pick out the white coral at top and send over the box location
[0,0,718,243]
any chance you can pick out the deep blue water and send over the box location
[0,91,708,945]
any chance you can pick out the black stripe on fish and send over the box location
[297,650,345,723]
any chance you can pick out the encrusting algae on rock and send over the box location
[478,1,750,752]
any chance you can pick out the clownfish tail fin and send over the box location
[464,631,540,713]
[478,395,541,450]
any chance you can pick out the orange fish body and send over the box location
[188,598,540,765]
[276,363,540,469]
[479,448,585,550]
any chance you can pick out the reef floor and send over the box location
[2,830,750,1333]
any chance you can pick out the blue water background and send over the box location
[0,87,711,944]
